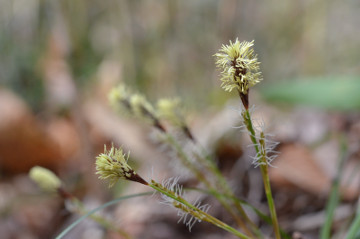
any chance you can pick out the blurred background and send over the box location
[0,0,360,238]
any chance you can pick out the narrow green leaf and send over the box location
[55,192,153,239]
[345,199,360,239]
[320,135,347,239]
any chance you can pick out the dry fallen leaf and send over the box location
[269,144,331,196]
[0,89,62,175]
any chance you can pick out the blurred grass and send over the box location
[0,0,360,111]
[260,76,360,111]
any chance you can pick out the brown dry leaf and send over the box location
[46,118,81,160]
[0,89,62,175]
[269,144,331,196]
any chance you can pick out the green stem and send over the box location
[150,181,251,239]
[243,109,281,239]
[259,164,281,239]
[320,135,347,239]
[166,134,254,236]
[193,149,262,238]
[346,206,360,239]
[55,192,153,239]
[71,199,132,239]
[168,134,257,236]
[166,134,209,186]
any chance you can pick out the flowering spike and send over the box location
[129,94,166,132]
[95,145,148,187]
[129,94,155,119]
[157,98,184,127]
[108,84,133,114]
[29,166,62,193]
[157,98,196,140]
[214,39,262,95]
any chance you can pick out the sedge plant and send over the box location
[109,84,259,237]
[215,38,281,239]
[94,39,283,238]
[25,38,285,238]
[95,144,251,238]
[28,38,359,239]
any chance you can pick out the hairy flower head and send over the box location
[215,39,262,94]
[96,145,148,187]
[108,84,132,114]
[29,166,61,192]
[130,94,157,120]
[157,98,185,127]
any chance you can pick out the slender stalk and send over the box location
[71,199,132,239]
[346,205,360,239]
[259,164,281,239]
[166,134,254,237]
[320,135,347,239]
[55,192,153,239]
[166,134,210,186]
[150,181,251,239]
[193,145,262,238]
[243,109,281,239]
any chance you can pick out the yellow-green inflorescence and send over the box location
[214,39,262,95]
[109,84,166,132]
[108,84,157,120]
[96,145,148,187]
[130,93,157,120]
[108,84,132,113]
[157,98,185,128]
[29,166,62,193]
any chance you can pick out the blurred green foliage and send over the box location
[0,0,359,111]
[260,76,360,111]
